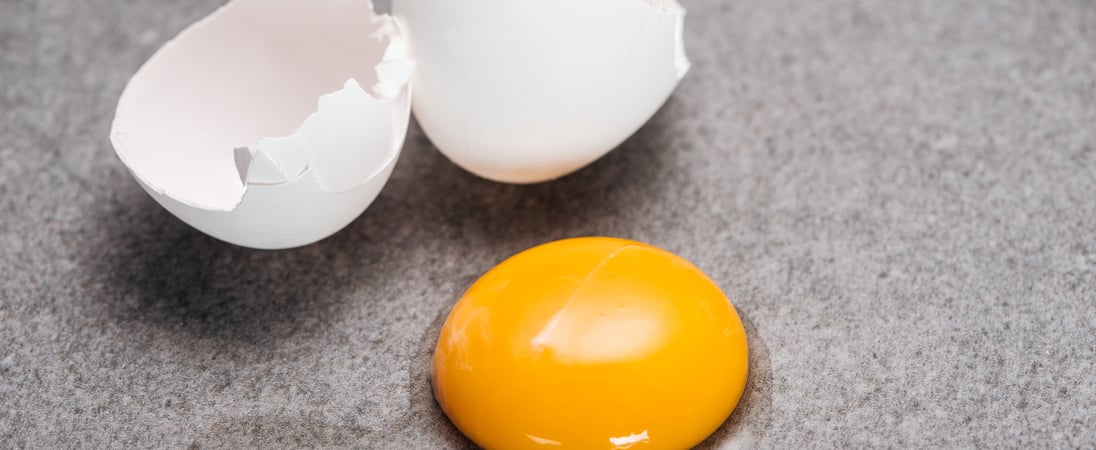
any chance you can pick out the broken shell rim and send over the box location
[655,0,691,80]
[639,0,692,80]
[110,0,413,212]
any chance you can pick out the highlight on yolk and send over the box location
[432,237,750,449]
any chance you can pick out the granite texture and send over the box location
[2,0,1095,448]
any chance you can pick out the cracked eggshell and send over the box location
[111,0,415,249]
[392,0,689,184]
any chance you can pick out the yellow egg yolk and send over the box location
[433,237,749,449]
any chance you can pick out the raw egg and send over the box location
[433,237,749,449]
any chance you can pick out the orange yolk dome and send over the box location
[433,237,749,449]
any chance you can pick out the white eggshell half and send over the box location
[392,0,689,184]
[111,0,415,249]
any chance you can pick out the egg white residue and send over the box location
[110,0,414,249]
[392,0,689,184]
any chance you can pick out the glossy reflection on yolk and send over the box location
[432,237,750,450]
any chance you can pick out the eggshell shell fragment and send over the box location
[111,0,414,249]
[393,0,689,184]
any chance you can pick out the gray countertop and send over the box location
[2,0,1094,447]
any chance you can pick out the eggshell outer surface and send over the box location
[110,0,413,249]
[393,0,689,184]
[433,237,749,450]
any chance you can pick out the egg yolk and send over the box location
[433,237,749,449]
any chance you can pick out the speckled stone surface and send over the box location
[1,0,1094,447]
